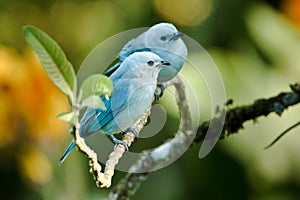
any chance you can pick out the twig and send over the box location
[264,120,300,149]
[70,103,151,188]
[71,76,184,188]
[108,75,194,199]
[71,122,104,188]
[101,76,187,189]
[101,108,151,188]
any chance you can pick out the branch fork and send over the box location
[71,76,183,188]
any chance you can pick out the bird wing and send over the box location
[120,47,152,60]
[103,39,137,77]
[119,38,136,60]
[103,48,152,78]
[103,61,121,77]
[79,83,130,138]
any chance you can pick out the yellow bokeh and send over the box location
[0,45,70,185]
[0,46,69,145]
[154,0,213,26]
[18,147,53,185]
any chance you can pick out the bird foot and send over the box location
[154,83,165,102]
[126,127,139,138]
[110,135,129,151]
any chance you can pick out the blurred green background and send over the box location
[1,0,300,199]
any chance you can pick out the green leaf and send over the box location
[82,95,106,109]
[80,74,112,100]
[23,25,77,100]
[57,111,74,123]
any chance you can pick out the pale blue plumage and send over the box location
[104,23,188,83]
[59,52,170,164]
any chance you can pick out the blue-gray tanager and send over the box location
[104,22,188,83]
[59,52,170,164]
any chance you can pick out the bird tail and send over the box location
[59,140,75,165]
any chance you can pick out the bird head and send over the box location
[144,23,185,49]
[120,52,171,79]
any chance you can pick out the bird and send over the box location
[59,52,171,164]
[104,22,188,83]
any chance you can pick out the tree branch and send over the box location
[72,99,152,188]
[195,82,300,142]
[73,76,300,198]
[108,76,194,199]
[100,108,151,188]
[71,76,188,188]
[107,82,300,200]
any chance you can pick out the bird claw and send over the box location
[154,93,160,102]
[126,127,139,138]
[110,135,129,151]
[114,140,129,151]
[154,84,165,102]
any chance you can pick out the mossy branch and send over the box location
[107,82,300,200]
[195,82,300,142]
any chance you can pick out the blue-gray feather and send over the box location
[104,23,187,82]
[59,52,168,164]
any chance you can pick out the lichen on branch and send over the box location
[108,82,300,200]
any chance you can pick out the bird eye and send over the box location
[147,61,154,66]
[160,36,167,41]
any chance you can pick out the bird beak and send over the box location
[170,31,184,40]
[159,60,171,68]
